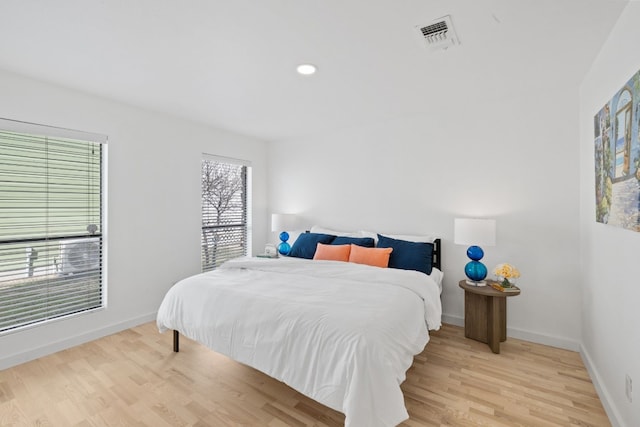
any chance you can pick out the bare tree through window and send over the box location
[201,159,248,271]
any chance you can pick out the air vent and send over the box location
[415,15,459,51]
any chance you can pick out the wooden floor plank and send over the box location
[0,322,610,426]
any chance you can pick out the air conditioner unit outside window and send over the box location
[59,237,101,274]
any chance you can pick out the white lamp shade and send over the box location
[454,218,496,246]
[271,213,297,232]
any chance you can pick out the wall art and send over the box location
[594,70,640,231]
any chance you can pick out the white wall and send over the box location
[269,81,582,350]
[579,3,640,426]
[0,70,269,369]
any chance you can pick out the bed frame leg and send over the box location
[173,330,179,353]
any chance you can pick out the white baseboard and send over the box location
[441,313,464,328]
[0,312,157,371]
[580,344,625,427]
[440,313,580,351]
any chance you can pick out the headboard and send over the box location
[432,238,442,271]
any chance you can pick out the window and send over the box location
[614,88,632,180]
[0,119,106,333]
[201,156,251,271]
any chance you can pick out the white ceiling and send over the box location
[0,0,628,142]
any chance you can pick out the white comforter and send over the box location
[156,257,442,427]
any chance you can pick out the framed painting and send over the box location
[594,70,640,231]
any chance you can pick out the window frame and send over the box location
[201,154,252,272]
[0,118,108,335]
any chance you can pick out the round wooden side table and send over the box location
[458,280,520,354]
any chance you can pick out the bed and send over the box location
[157,232,442,427]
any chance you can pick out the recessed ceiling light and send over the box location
[296,64,317,75]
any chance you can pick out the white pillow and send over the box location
[310,225,361,237]
[360,231,436,244]
[384,233,436,243]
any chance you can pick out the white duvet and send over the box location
[157,257,442,427]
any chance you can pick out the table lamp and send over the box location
[454,218,496,286]
[271,213,297,255]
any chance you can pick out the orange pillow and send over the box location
[313,243,351,262]
[348,244,393,268]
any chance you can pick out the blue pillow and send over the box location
[288,233,336,259]
[376,234,433,275]
[331,236,375,248]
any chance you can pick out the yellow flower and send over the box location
[493,263,520,279]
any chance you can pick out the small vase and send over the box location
[496,276,516,287]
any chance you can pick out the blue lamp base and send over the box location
[464,245,488,286]
[278,231,291,255]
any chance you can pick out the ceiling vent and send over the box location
[415,15,459,51]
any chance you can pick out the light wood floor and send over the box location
[0,322,610,426]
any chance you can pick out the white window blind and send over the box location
[0,119,105,333]
[201,156,250,271]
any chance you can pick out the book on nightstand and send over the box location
[256,253,278,259]
[488,281,520,293]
